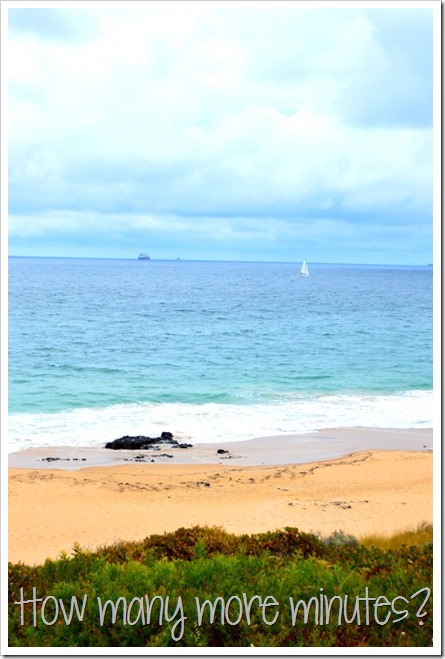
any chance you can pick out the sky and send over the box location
[5,1,437,264]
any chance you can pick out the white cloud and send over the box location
[6,3,434,263]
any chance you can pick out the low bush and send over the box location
[8,526,433,648]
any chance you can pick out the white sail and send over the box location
[300,260,309,277]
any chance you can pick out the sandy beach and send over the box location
[8,429,433,566]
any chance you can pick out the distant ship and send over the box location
[138,253,151,260]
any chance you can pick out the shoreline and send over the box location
[8,428,433,566]
[8,427,433,470]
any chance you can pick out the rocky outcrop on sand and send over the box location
[105,431,192,451]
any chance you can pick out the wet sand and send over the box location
[8,428,433,565]
[8,427,432,470]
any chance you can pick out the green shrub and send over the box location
[323,530,359,547]
[8,526,433,648]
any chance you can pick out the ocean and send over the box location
[8,257,433,452]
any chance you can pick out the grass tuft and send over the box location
[359,521,433,550]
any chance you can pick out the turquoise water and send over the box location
[8,258,433,450]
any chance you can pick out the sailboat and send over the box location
[300,260,309,277]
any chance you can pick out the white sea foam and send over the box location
[8,390,433,453]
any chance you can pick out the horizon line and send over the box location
[7,255,433,268]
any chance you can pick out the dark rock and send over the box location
[105,433,177,450]
[177,443,193,449]
[40,456,87,463]
[217,449,229,454]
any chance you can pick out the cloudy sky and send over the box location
[6,2,436,264]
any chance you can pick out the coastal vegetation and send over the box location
[8,525,433,648]
[359,521,433,551]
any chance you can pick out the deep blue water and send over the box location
[8,258,433,450]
